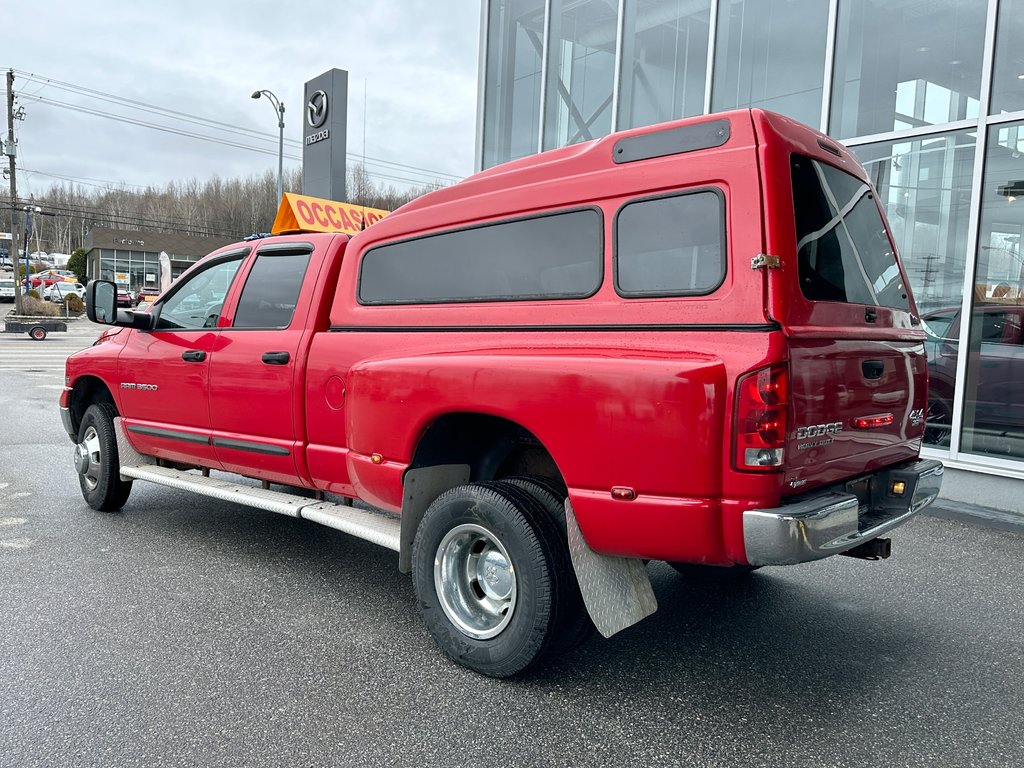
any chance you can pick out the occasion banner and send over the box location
[272,193,390,236]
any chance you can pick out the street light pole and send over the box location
[251,89,285,204]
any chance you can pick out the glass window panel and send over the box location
[359,209,603,305]
[711,0,828,128]
[157,257,244,331]
[853,131,977,450]
[831,0,986,139]
[618,0,711,131]
[543,0,618,150]
[615,190,725,297]
[482,0,546,168]
[991,0,1024,115]
[99,253,115,282]
[791,156,909,309]
[234,251,311,329]
[960,121,1024,460]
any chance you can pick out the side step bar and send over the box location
[119,464,402,552]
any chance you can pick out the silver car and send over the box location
[44,282,85,303]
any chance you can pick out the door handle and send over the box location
[182,350,207,362]
[862,360,884,379]
[261,351,290,365]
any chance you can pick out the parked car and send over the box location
[44,282,85,303]
[923,303,1024,446]
[29,271,70,289]
[116,288,136,307]
[0,277,15,302]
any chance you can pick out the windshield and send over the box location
[791,154,910,311]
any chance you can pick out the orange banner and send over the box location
[271,193,390,236]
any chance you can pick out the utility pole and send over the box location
[5,69,22,314]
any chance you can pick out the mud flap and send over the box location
[564,498,657,638]
[399,464,471,574]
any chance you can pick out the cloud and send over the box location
[6,0,480,197]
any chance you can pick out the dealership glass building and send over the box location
[477,0,1024,479]
[82,228,235,297]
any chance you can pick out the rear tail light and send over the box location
[734,364,789,471]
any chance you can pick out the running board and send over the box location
[118,464,401,552]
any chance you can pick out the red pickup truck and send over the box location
[63,109,942,677]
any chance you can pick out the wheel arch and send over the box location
[68,376,118,439]
[397,412,567,575]
[409,411,565,486]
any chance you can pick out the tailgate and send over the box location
[785,338,926,492]
[767,141,928,494]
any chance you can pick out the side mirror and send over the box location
[86,280,154,331]
[87,280,117,324]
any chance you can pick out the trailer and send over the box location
[4,318,67,340]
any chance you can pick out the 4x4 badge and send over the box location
[909,408,924,427]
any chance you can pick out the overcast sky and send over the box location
[4,1,481,199]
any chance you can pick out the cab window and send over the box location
[156,257,244,331]
[232,249,312,329]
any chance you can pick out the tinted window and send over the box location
[157,257,244,331]
[980,310,1022,346]
[615,191,725,297]
[923,309,958,340]
[792,155,910,310]
[359,209,602,304]
[233,251,311,329]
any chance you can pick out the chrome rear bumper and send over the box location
[743,459,943,566]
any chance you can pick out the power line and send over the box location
[15,70,302,146]
[19,94,305,161]
[21,167,151,191]
[20,93,454,189]
[13,69,464,183]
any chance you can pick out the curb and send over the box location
[924,499,1024,534]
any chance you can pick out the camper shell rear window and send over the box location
[791,155,910,311]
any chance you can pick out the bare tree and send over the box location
[28,164,451,252]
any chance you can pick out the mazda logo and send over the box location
[307,90,329,129]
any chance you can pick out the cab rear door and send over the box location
[206,239,328,486]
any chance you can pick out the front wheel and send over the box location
[412,481,567,677]
[75,403,133,512]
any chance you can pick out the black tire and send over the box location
[75,403,133,512]
[412,481,569,677]
[504,476,594,654]
[668,562,760,579]
[924,395,952,447]
[29,325,47,341]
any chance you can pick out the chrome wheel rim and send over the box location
[75,426,103,491]
[434,523,517,640]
